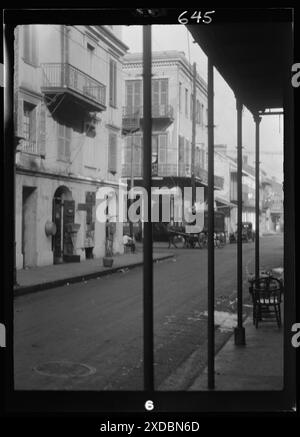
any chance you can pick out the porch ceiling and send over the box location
[187,18,292,114]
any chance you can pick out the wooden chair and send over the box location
[251,276,283,328]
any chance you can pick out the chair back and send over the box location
[253,276,282,305]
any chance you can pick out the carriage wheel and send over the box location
[172,235,186,248]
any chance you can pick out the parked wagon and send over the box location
[167,211,226,249]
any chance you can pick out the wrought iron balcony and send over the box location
[18,140,40,156]
[41,63,106,112]
[122,104,174,133]
[121,162,224,189]
[122,107,141,134]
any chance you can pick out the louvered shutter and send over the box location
[160,79,168,113]
[178,135,184,164]
[134,81,141,112]
[65,127,71,161]
[16,95,24,138]
[159,134,167,164]
[57,123,65,160]
[152,79,159,116]
[108,133,117,174]
[38,102,46,157]
[23,26,30,63]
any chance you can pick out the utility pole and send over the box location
[191,62,197,208]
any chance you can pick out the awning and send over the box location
[187,13,292,114]
[215,197,236,208]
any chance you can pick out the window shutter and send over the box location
[29,105,37,142]
[109,59,117,107]
[134,81,141,111]
[23,26,30,63]
[152,79,159,115]
[160,79,168,108]
[108,133,117,174]
[65,127,71,161]
[38,102,46,157]
[31,25,38,66]
[109,60,113,105]
[113,61,117,106]
[126,82,133,112]
[57,123,65,160]
[178,135,184,164]
[16,95,24,138]
[159,134,167,164]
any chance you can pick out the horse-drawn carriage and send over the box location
[167,211,226,249]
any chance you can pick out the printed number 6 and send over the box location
[178,11,188,24]
[145,400,154,411]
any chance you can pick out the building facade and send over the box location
[121,51,223,225]
[14,25,128,269]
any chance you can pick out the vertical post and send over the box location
[191,62,197,207]
[129,133,134,238]
[254,114,261,281]
[207,58,215,389]
[234,98,246,345]
[143,25,154,391]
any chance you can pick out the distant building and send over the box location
[121,51,224,224]
[215,146,270,235]
[261,172,284,233]
[14,25,128,268]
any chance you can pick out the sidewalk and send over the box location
[15,249,174,296]
[190,315,283,391]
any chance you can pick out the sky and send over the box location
[121,24,284,182]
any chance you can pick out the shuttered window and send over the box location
[133,134,142,165]
[22,101,37,154]
[57,123,71,162]
[178,135,185,164]
[125,80,142,114]
[179,82,182,112]
[37,102,46,158]
[185,139,191,167]
[152,79,168,116]
[23,25,38,66]
[185,88,188,118]
[108,132,117,174]
[158,134,168,164]
[109,59,117,107]
[84,134,96,168]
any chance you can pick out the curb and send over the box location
[14,253,174,297]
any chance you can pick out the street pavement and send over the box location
[14,234,284,391]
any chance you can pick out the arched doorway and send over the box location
[52,186,75,264]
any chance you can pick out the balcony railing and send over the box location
[41,63,106,110]
[123,104,174,119]
[121,162,224,189]
[122,107,141,133]
[18,140,39,155]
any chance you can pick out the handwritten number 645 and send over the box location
[178,10,215,25]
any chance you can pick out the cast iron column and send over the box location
[254,113,261,281]
[143,25,154,391]
[234,98,246,345]
[207,58,215,389]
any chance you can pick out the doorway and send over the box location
[52,186,74,264]
[22,186,37,268]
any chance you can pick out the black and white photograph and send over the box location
[2,6,299,419]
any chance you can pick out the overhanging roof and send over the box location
[187,18,292,114]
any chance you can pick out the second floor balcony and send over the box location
[121,162,224,190]
[41,63,106,113]
[122,104,174,134]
